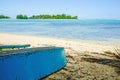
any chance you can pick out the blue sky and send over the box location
[0,0,120,19]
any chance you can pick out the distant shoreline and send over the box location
[0,14,78,19]
[0,19,120,20]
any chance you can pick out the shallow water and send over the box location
[0,19,120,45]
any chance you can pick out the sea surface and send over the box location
[0,19,120,45]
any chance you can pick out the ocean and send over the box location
[0,19,120,45]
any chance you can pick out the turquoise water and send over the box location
[0,19,120,45]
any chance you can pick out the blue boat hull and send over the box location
[0,47,67,80]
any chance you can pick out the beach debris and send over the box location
[114,48,120,59]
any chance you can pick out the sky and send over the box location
[0,0,120,19]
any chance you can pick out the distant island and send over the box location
[0,15,10,19]
[28,14,78,19]
[0,14,78,19]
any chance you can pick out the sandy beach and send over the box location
[0,33,118,53]
[0,33,120,80]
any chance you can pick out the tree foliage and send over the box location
[0,15,10,19]
[16,15,28,19]
[0,14,78,19]
[29,14,78,19]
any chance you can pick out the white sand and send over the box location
[0,33,119,53]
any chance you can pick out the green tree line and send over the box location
[29,14,78,19]
[16,14,78,19]
[16,15,28,19]
[0,14,78,19]
[0,15,10,19]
